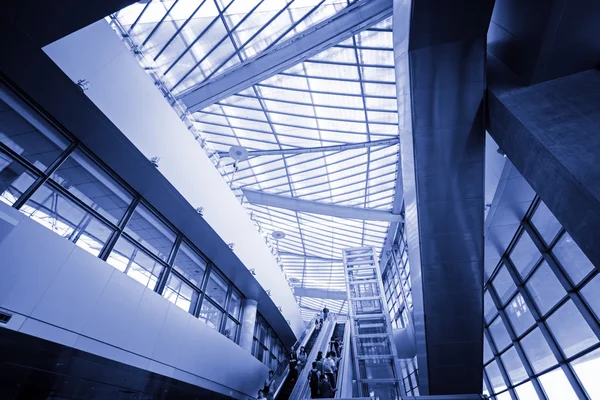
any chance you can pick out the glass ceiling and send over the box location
[115,0,350,95]
[111,1,399,321]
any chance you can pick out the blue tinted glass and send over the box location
[581,274,600,320]
[546,300,598,358]
[521,327,557,373]
[492,265,517,305]
[0,150,37,206]
[510,231,540,279]
[0,98,69,170]
[527,261,564,315]
[125,204,176,261]
[530,200,561,245]
[501,346,527,385]
[552,233,594,285]
[51,150,133,224]
[489,316,511,351]
[505,293,535,336]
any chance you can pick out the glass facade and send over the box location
[0,89,286,349]
[382,233,412,330]
[484,197,600,400]
[253,313,287,370]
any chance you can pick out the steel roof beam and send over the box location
[179,0,393,112]
[279,251,342,263]
[218,138,398,159]
[243,189,403,222]
[294,287,347,301]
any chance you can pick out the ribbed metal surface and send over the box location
[393,0,494,394]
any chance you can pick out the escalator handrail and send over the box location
[288,315,338,400]
[273,321,317,398]
[335,319,353,398]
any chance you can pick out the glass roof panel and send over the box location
[112,7,398,319]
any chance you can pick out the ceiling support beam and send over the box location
[217,138,398,159]
[243,189,403,222]
[179,0,393,112]
[294,287,347,301]
[279,251,342,263]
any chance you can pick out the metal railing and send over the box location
[335,319,353,398]
[273,321,317,398]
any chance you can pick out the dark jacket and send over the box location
[317,380,335,398]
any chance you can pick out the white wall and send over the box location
[0,201,268,399]
[43,20,304,336]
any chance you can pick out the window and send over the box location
[482,195,600,399]
[571,348,600,400]
[520,328,557,373]
[484,335,494,362]
[538,368,578,400]
[21,183,113,256]
[492,265,517,305]
[515,381,539,400]
[107,237,164,290]
[500,346,527,385]
[50,150,133,224]
[198,298,223,330]
[510,231,540,279]
[552,232,594,285]
[546,300,598,358]
[227,290,242,320]
[172,241,207,288]
[485,359,506,393]
[489,316,511,352]
[484,290,497,323]
[526,261,564,315]
[0,98,69,171]
[0,150,36,206]
[504,293,534,336]
[163,273,198,313]
[580,274,600,319]
[530,200,561,245]
[124,203,176,261]
[205,269,228,307]
[223,317,239,342]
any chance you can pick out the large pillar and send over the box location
[239,299,258,353]
[393,0,494,395]
[488,65,600,270]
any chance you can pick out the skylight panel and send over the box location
[315,106,365,122]
[311,93,363,108]
[307,77,361,94]
[361,66,395,82]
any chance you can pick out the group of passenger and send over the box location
[309,350,340,398]
[257,306,337,399]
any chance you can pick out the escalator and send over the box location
[276,326,321,400]
[329,323,345,356]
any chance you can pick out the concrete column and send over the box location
[488,66,600,270]
[393,0,494,395]
[239,299,258,353]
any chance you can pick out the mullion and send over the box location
[99,196,140,261]
[153,0,209,61]
[141,0,180,47]
[11,142,77,210]
[484,287,518,400]
[230,92,397,114]
[485,196,591,399]
[489,261,548,399]
[256,82,396,100]
[523,221,600,339]
[155,234,183,295]
[203,0,294,83]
